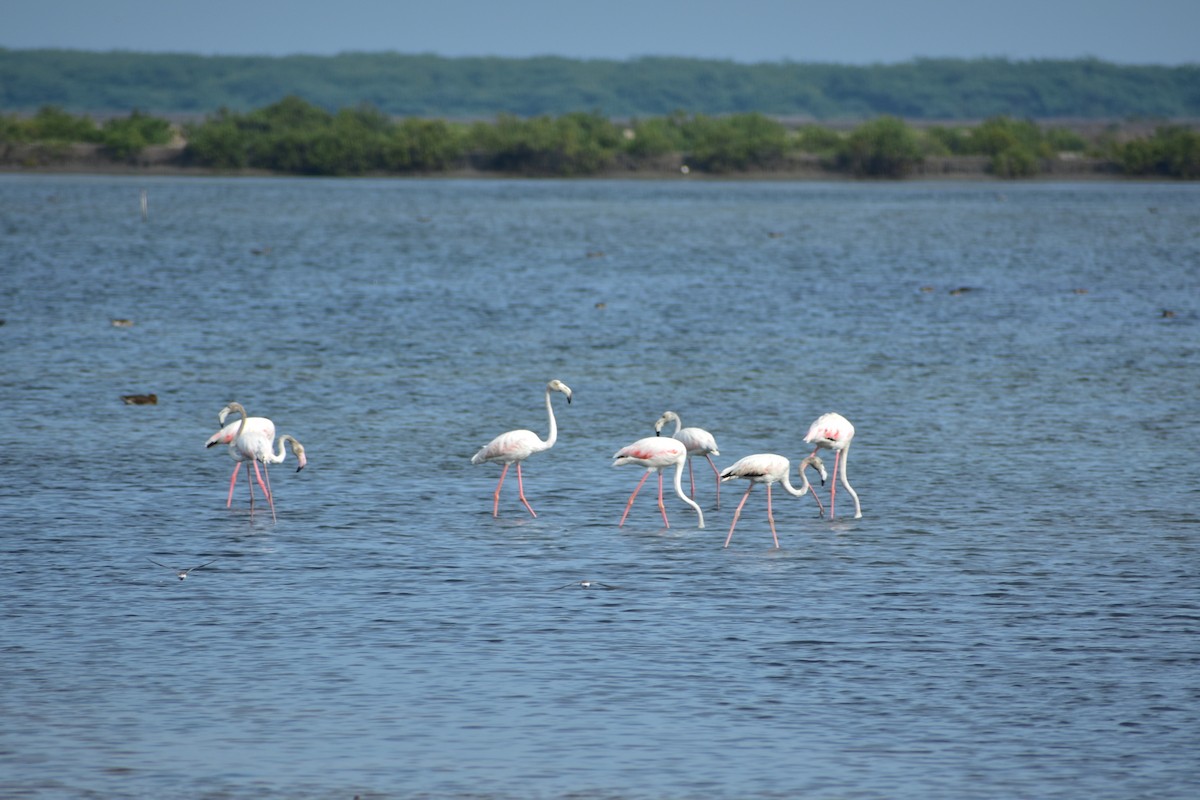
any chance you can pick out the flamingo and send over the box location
[248,431,307,518]
[804,412,862,519]
[205,402,307,520]
[205,402,272,512]
[654,410,722,509]
[612,437,705,530]
[719,454,827,548]
[471,379,573,517]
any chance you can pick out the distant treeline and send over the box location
[4,98,1199,179]
[2,48,1200,120]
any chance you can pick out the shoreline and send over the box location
[0,142,1142,181]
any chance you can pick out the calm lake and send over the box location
[1,174,1197,799]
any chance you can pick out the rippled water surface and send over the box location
[1,175,1198,799]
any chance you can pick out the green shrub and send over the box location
[470,111,621,175]
[836,116,923,177]
[684,113,789,172]
[793,124,842,155]
[1043,127,1088,153]
[990,145,1039,178]
[27,106,102,142]
[923,125,969,155]
[383,119,466,172]
[183,112,248,169]
[101,110,173,159]
[961,116,1053,158]
[622,116,683,157]
[0,113,29,141]
[1115,125,1200,178]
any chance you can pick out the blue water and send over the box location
[1,174,1197,799]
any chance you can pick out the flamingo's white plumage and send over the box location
[719,454,827,548]
[612,436,705,530]
[206,402,306,521]
[654,410,722,509]
[471,379,573,518]
[804,412,861,519]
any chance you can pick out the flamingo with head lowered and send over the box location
[205,402,307,521]
[471,379,572,518]
[720,454,826,548]
[654,410,721,509]
[804,412,861,519]
[612,436,705,530]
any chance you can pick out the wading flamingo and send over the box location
[471,379,573,517]
[612,437,705,530]
[245,433,307,522]
[205,402,272,512]
[654,410,722,509]
[804,412,861,519]
[719,454,827,548]
[205,402,306,521]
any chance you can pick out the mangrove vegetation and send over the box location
[3,98,1199,179]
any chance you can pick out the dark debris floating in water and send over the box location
[121,394,157,405]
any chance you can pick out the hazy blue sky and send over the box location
[4,0,1197,64]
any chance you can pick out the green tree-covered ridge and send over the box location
[2,49,1199,120]
[4,98,1198,178]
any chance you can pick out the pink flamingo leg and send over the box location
[766,484,779,548]
[656,471,670,529]
[811,488,826,518]
[687,458,697,501]
[515,463,537,518]
[226,463,242,508]
[262,464,274,503]
[724,483,755,548]
[251,460,271,500]
[619,471,652,527]
[244,460,256,512]
[244,460,270,518]
[491,463,511,517]
[704,454,721,509]
[252,460,276,522]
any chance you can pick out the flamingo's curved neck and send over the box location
[262,435,288,464]
[666,414,682,436]
[838,448,862,517]
[232,404,248,440]
[780,470,811,498]
[671,460,705,529]
[540,386,559,450]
